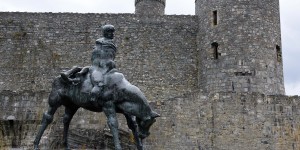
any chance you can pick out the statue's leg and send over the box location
[124,114,143,150]
[33,106,59,150]
[60,66,82,83]
[61,66,82,77]
[62,106,78,150]
[103,101,122,150]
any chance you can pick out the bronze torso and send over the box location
[91,38,117,65]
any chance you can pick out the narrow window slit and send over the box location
[276,45,282,62]
[213,10,218,25]
[211,42,219,59]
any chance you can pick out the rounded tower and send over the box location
[135,0,166,16]
[196,0,285,94]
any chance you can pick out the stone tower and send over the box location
[196,0,285,95]
[135,0,166,15]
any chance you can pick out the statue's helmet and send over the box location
[101,24,115,34]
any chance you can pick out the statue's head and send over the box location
[137,111,160,139]
[101,24,115,39]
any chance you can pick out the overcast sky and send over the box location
[0,0,299,95]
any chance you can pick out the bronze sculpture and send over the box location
[33,25,159,150]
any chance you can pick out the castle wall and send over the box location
[2,89,300,149]
[0,91,135,149]
[0,12,199,149]
[146,92,300,150]
[0,0,291,148]
[196,0,285,95]
[0,91,47,148]
[0,12,198,102]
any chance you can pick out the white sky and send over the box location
[0,0,299,95]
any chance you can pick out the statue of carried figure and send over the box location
[61,24,118,103]
[34,24,159,150]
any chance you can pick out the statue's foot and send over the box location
[33,145,40,150]
[137,145,143,150]
[63,143,71,150]
[60,73,69,81]
[90,96,96,102]
[139,132,150,140]
[116,145,122,150]
[65,147,71,150]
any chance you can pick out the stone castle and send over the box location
[0,0,299,149]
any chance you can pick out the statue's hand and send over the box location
[90,97,96,102]
[70,78,81,85]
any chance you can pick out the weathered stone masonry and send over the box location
[149,92,300,150]
[0,12,198,101]
[196,0,284,94]
[0,12,199,149]
[135,0,166,16]
[0,0,294,149]
[2,91,300,149]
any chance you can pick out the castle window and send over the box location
[213,10,218,25]
[276,45,282,62]
[211,42,219,59]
